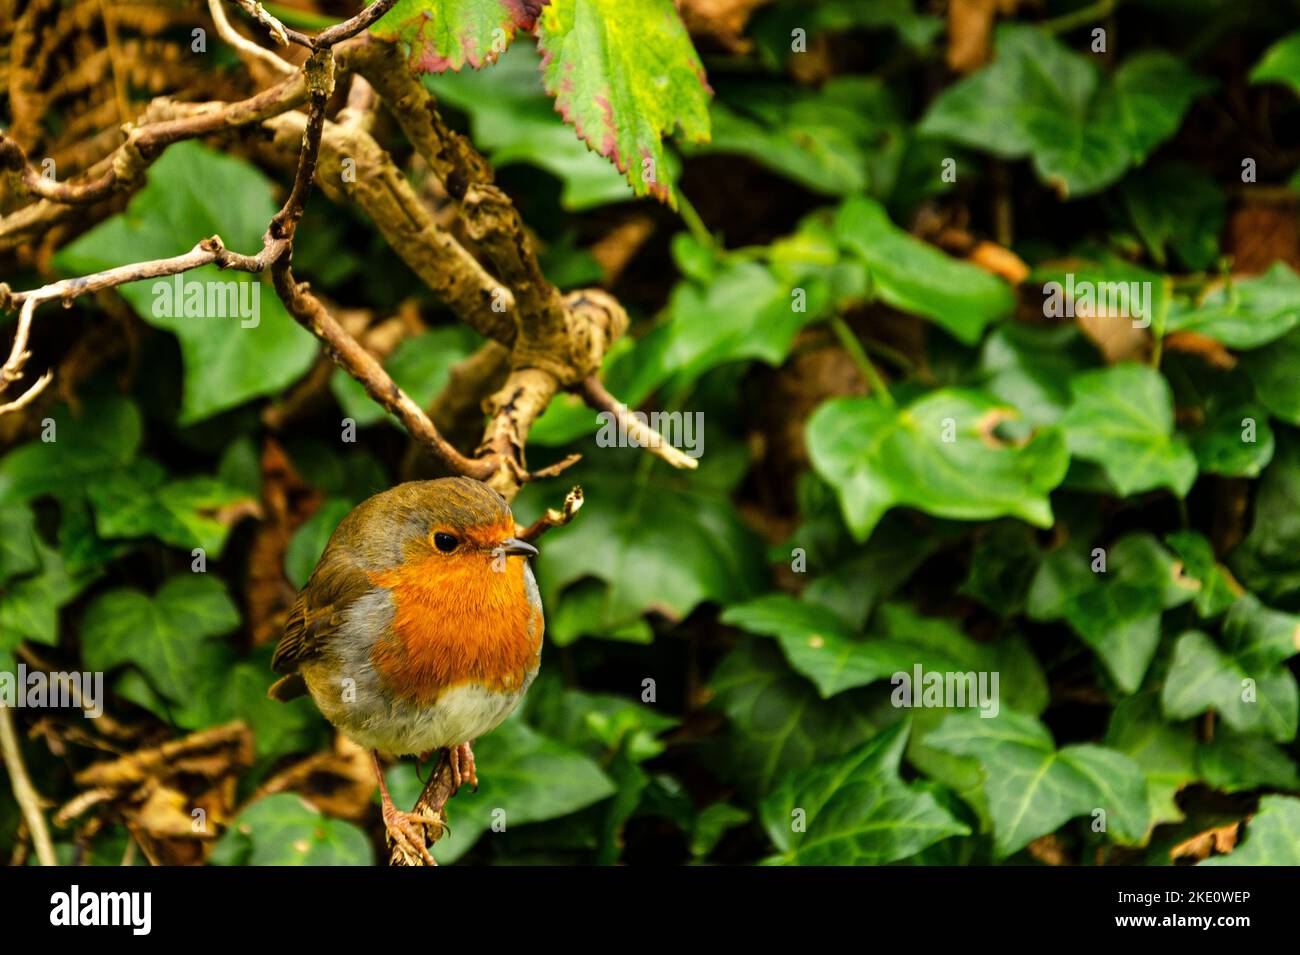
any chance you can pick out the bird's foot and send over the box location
[448,741,478,794]
[381,799,445,866]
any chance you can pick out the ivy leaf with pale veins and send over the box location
[1160,630,1298,742]
[927,710,1151,856]
[1061,363,1198,498]
[81,575,242,708]
[536,0,711,206]
[372,0,545,73]
[807,390,1069,541]
[760,722,970,865]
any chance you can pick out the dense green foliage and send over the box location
[5,0,1300,866]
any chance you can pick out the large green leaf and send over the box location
[0,395,141,506]
[371,0,542,72]
[834,197,1015,344]
[213,794,372,866]
[1241,326,1300,424]
[81,575,241,707]
[1104,694,1197,827]
[760,722,969,865]
[919,26,1209,198]
[807,390,1069,541]
[1200,795,1300,865]
[85,458,253,558]
[1061,363,1198,497]
[927,710,1150,856]
[55,142,317,424]
[536,0,711,206]
[523,456,767,627]
[1160,630,1297,742]
[709,640,885,797]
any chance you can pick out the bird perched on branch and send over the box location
[268,477,543,864]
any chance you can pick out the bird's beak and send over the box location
[501,537,539,558]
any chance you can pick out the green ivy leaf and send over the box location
[685,79,881,196]
[1166,264,1300,349]
[807,390,1068,541]
[1061,363,1198,497]
[0,395,141,506]
[1160,630,1298,742]
[1250,31,1300,95]
[0,539,98,645]
[1198,730,1300,793]
[834,196,1016,344]
[1104,694,1197,828]
[919,26,1208,198]
[371,0,543,72]
[55,142,317,424]
[927,710,1151,856]
[81,575,241,707]
[524,456,767,627]
[0,503,39,584]
[1242,326,1300,424]
[213,794,372,866]
[760,722,970,865]
[1166,530,1241,619]
[1200,795,1300,865]
[709,640,885,797]
[1120,162,1224,271]
[536,0,711,206]
[85,459,253,558]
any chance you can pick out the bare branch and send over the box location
[0,706,56,866]
[580,376,700,470]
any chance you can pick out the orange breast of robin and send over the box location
[368,554,540,706]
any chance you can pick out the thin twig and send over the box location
[209,0,295,75]
[521,486,585,541]
[0,706,57,866]
[579,376,700,470]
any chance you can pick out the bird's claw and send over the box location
[382,804,444,866]
[448,742,478,794]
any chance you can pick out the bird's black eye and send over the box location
[434,532,459,553]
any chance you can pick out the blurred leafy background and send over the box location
[4,0,1300,866]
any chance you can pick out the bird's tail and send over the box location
[267,672,307,702]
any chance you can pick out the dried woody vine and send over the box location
[0,0,694,865]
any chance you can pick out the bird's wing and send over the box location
[271,550,373,675]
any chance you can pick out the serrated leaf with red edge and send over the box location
[371,0,547,73]
[535,0,711,207]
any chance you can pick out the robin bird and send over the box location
[267,476,542,864]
